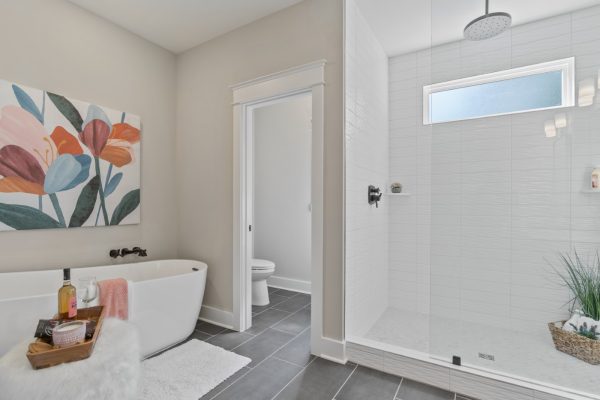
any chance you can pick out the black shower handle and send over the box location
[368,185,383,208]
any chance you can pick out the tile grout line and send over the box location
[269,326,302,335]
[194,329,217,340]
[393,377,404,400]
[195,326,228,337]
[208,327,310,400]
[271,289,301,298]
[195,331,218,341]
[205,289,310,399]
[330,362,358,400]
[252,289,308,317]
[268,356,319,400]
[253,298,290,315]
[252,287,301,314]
[203,321,299,400]
[250,300,310,336]
[253,325,312,366]
[208,332,257,351]
[202,289,309,400]
[203,308,304,399]
[205,367,252,400]
[229,325,311,366]
[270,355,310,369]
[271,306,308,313]
[239,294,309,338]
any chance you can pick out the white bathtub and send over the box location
[0,259,207,358]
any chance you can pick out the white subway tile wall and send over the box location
[388,6,600,337]
[345,0,390,337]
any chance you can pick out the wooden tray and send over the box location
[26,306,105,369]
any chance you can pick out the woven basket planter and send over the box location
[548,321,600,365]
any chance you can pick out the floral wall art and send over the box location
[0,80,141,231]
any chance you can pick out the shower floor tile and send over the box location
[363,307,600,397]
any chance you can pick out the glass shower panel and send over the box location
[428,1,600,397]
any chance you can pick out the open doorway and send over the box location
[252,94,312,303]
[231,61,326,357]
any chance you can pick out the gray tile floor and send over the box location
[184,287,475,400]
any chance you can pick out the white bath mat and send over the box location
[139,339,250,400]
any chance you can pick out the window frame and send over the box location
[422,57,575,125]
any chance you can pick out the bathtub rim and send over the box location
[0,259,207,302]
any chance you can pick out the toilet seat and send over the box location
[252,258,275,271]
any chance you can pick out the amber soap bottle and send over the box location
[58,268,77,319]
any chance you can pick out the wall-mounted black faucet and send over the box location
[368,185,383,208]
[109,247,148,258]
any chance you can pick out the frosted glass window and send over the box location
[423,58,575,124]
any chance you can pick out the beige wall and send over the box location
[0,0,178,272]
[176,0,344,340]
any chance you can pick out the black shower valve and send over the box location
[368,185,383,208]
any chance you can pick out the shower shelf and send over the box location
[384,193,412,197]
[582,189,600,193]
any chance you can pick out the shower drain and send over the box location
[478,352,496,361]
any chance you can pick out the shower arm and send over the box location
[485,0,489,15]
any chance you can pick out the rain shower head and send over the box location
[464,0,511,41]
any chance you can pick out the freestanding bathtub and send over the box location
[0,259,207,358]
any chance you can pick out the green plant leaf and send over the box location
[110,189,140,225]
[0,203,62,230]
[69,176,100,228]
[555,250,600,321]
[47,92,83,132]
[12,85,43,123]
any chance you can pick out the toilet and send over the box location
[252,258,276,306]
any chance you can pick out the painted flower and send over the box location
[100,123,141,167]
[79,105,140,167]
[0,106,90,195]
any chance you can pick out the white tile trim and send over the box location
[346,339,598,400]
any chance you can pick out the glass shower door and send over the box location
[428,1,600,397]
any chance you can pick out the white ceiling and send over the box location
[68,0,303,54]
[354,0,600,56]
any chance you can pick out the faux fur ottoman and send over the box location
[0,318,140,400]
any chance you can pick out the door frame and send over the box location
[231,60,326,355]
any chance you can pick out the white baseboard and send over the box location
[199,305,234,329]
[313,336,347,364]
[268,275,311,294]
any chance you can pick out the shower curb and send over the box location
[346,341,596,400]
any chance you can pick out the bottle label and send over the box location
[68,296,77,318]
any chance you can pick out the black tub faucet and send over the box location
[109,247,148,258]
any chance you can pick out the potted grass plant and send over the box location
[548,251,600,364]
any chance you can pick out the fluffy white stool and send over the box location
[0,318,140,400]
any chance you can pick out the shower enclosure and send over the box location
[345,1,600,399]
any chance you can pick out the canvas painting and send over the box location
[0,80,141,231]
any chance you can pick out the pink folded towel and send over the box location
[98,278,128,320]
